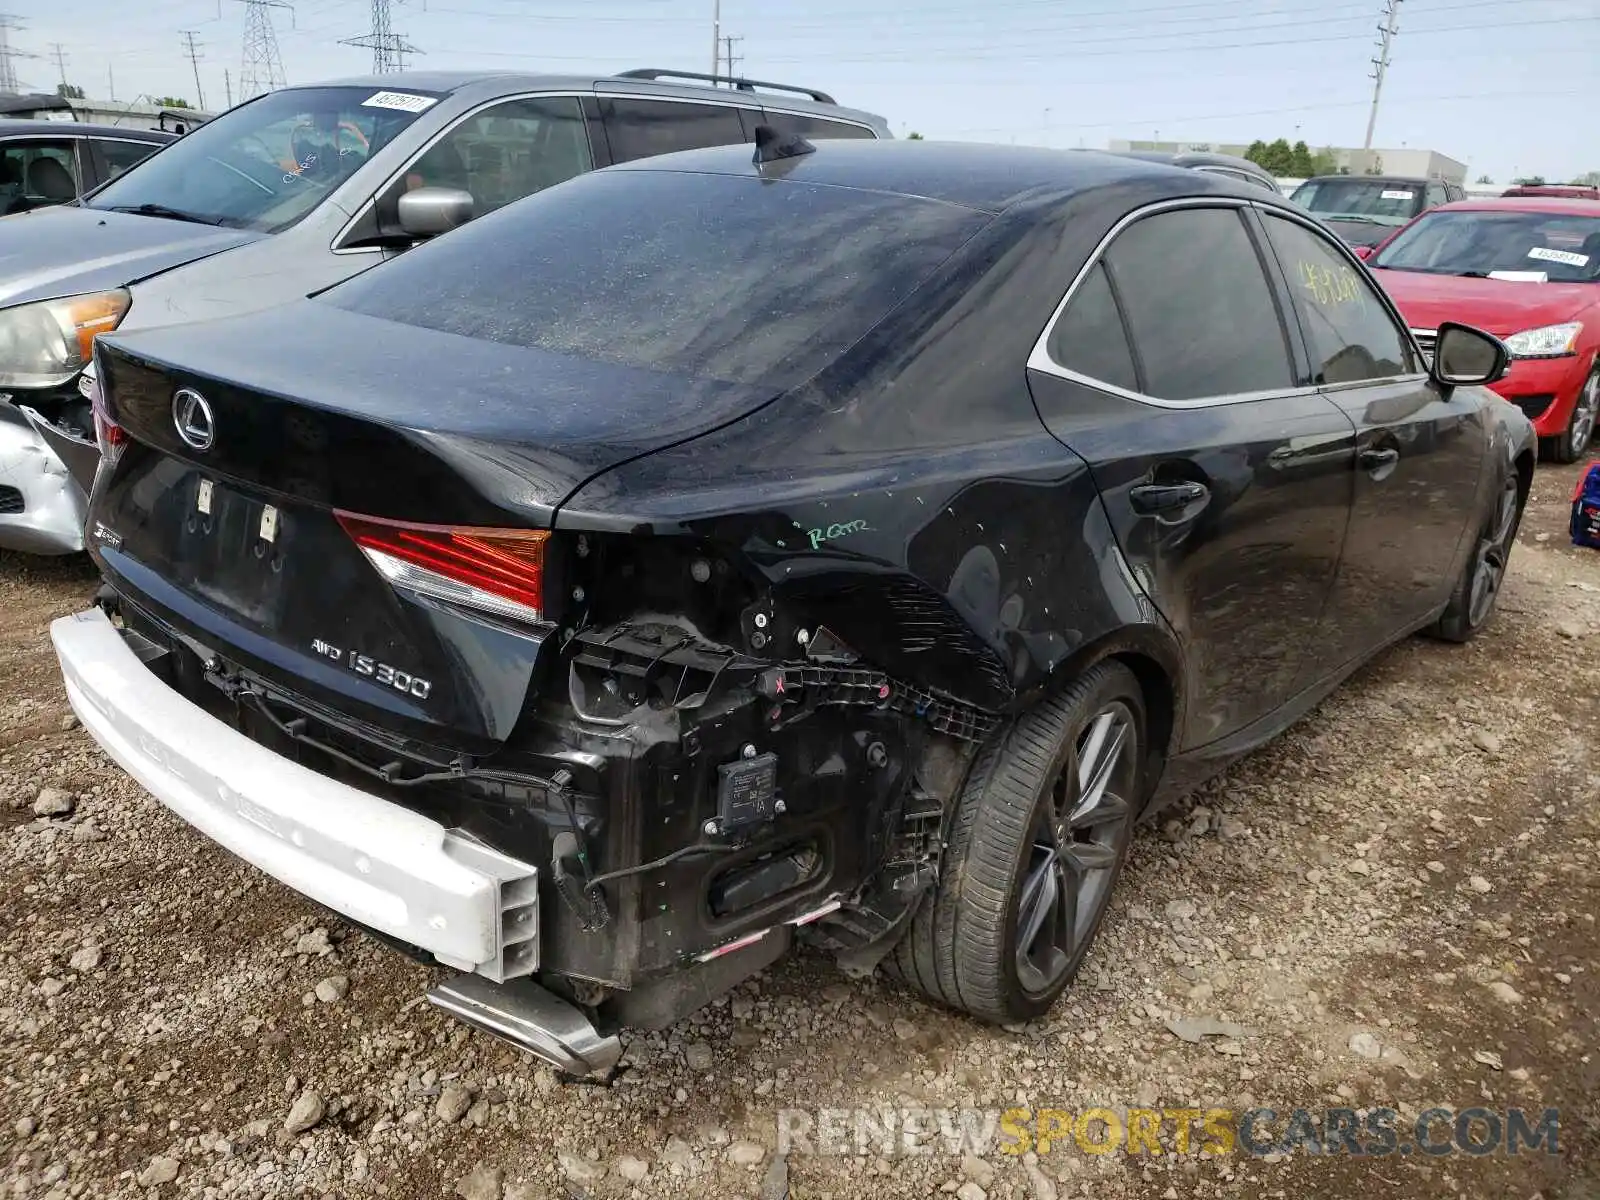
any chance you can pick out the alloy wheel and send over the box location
[1467,474,1519,628]
[1571,372,1599,460]
[1014,704,1138,997]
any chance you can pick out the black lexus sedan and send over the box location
[55,138,1533,1074]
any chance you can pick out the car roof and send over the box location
[283,69,886,127]
[1296,174,1436,186]
[1115,149,1272,176]
[605,139,1276,215]
[0,118,174,140]
[1431,195,1600,218]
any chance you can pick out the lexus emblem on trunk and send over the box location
[172,388,215,451]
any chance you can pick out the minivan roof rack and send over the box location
[615,68,837,106]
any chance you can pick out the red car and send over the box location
[1364,197,1600,462]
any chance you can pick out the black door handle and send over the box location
[1130,481,1210,515]
[1359,447,1400,476]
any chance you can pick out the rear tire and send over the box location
[1427,468,1523,643]
[1540,368,1599,465]
[890,661,1145,1024]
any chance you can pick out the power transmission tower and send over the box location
[721,34,742,81]
[237,0,290,100]
[0,16,39,95]
[180,30,207,109]
[1363,0,1402,150]
[340,0,420,74]
[49,41,66,88]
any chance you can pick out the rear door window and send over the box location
[326,168,988,390]
[601,98,748,163]
[1102,207,1294,401]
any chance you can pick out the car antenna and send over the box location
[752,124,816,167]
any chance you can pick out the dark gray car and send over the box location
[0,69,888,554]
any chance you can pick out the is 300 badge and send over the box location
[311,639,432,699]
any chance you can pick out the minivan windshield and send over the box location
[324,167,988,389]
[87,86,435,233]
[1290,178,1422,227]
[1372,209,1600,282]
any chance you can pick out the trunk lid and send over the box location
[91,303,780,751]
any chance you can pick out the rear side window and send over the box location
[1046,263,1137,393]
[601,98,747,163]
[758,111,875,140]
[95,138,161,181]
[326,168,987,389]
[1262,214,1416,384]
[1103,207,1293,401]
[1425,183,1447,208]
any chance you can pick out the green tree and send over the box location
[1363,154,1385,175]
[1244,139,1269,168]
[54,82,84,99]
[1475,173,1494,184]
[1261,138,1294,175]
[1574,170,1600,186]
[1309,147,1339,176]
[153,96,192,109]
[1289,140,1315,177]
[1513,175,1545,186]
[906,131,924,140]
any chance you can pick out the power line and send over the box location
[751,14,1596,63]
[341,0,421,73]
[48,41,66,88]
[180,29,207,108]
[721,33,742,81]
[1364,0,1402,150]
[238,0,291,100]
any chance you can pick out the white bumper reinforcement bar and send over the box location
[51,607,539,982]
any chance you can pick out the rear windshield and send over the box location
[323,167,988,389]
[88,86,435,233]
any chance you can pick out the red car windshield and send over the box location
[1373,209,1600,282]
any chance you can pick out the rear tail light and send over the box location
[337,512,550,625]
[84,366,127,462]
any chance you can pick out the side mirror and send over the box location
[1431,321,1510,387]
[1351,244,1374,260]
[396,186,475,238]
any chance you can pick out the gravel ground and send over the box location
[2,461,1596,1200]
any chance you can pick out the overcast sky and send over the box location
[16,0,1600,182]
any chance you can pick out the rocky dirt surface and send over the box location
[2,461,1597,1200]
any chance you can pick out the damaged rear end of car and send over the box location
[55,157,1044,1073]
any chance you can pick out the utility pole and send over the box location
[181,30,207,109]
[1363,0,1401,150]
[721,34,742,81]
[0,15,37,96]
[49,41,66,88]
[341,0,420,74]
[224,68,232,108]
[237,0,290,100]
[107,62,115,101]
[710,0,720,79]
